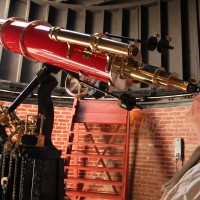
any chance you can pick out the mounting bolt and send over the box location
[153,33,160,38]
[166,36,172,42]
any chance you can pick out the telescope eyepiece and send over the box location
[187,83,198,93]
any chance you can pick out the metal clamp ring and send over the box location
[167,72,178,88]
[48,26,61,41]
[119,60,127,79]
[153,67,165,86]
[89,33,105,52]
[19,20,51,62]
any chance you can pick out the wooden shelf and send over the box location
[65,190,122,199]
[65,178,123,186]
[64,100,130,199]
[64,165,123,173]
[65,153,124,160]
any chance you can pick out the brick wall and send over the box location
[0,100,198,200]
[0,100,72,156]
[128,105,198,200]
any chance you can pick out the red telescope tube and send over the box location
[0,18,198,93]
[0,17,109,83]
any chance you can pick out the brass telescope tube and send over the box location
[49,26,198,93]
[49,27,136,57]
[111,58,198,93]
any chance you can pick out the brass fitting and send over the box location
[1,177,8,188]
